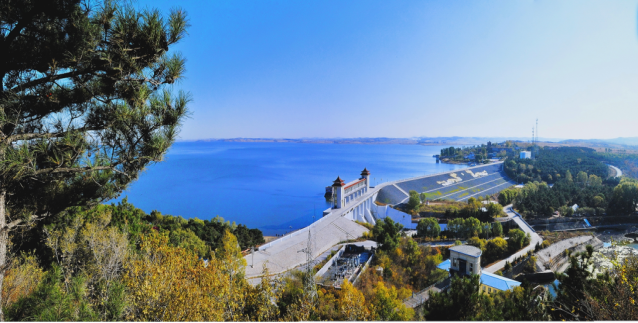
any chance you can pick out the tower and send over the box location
[298,230,318,307]
[332,176,345,209]
[361,167,370,190]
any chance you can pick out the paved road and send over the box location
[483,205,543,273]
[608,164,622,177]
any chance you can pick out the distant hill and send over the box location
[194,137,420,145]
[558,138,638,149]
[183,136,638,149]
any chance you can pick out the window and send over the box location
[469,263,473,273]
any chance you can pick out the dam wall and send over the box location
[246,161,515,278]
[376,162,514,205]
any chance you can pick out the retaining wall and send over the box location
[314,245,345,279]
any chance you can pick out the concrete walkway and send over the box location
[404,287,440,309]
[483,205,542,273]
[245,216,368,278]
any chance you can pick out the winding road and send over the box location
[483,205,542,273]
[608,164,622,177]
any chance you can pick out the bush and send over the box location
[507,229,527,253]
[577,207,596,217]
[417,218,441,239]
[498,189,518,206]
[468,237,487,253]
[408,190,421,212]
[482,237,508,266]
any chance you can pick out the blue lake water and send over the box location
[110,141,469,235]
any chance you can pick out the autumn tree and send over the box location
[336,280,369,321]
[244,265,281,321]
[587,256,638,320]
[1,252,44,309]
[369,281,413,320]
[123,230,249,321]
[0,1,189,317]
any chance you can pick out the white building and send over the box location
[438,245,521,294]
[449,245,482,276]
[330,168,371,209]
[520,151,531,159]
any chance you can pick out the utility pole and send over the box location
[298,230,318,301]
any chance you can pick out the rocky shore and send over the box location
[587,245,638,277]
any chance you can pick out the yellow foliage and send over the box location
[244,266,281,321]
[369,281,414,321]
[2,252,45,309]
[337,280,370,321]
[123,229,249,321]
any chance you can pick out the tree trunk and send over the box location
[0,189,7,321]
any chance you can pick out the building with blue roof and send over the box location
[479,271,521,294]
[439,245,521,294]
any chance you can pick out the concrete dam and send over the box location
[245,162,515,279]
[376,162,513,205]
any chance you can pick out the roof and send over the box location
[361,168,370,176]
[450,245,482,258]
[344,178,365,189]
[480,272,521,291]
[332,176,345,187]
[437,259,451,271]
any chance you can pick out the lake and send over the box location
[110,141,469,235]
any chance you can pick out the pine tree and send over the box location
[0,1,189,317]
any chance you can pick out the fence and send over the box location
[510,209,536,233]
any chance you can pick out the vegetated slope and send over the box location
[504,147,608,184]
[597,151,638,179]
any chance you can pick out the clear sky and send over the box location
[142,0,638,140]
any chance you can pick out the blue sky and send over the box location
[142,0,638,140]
